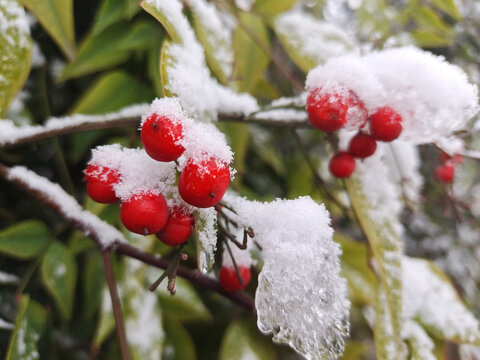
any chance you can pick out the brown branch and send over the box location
[101,251,131,360]
[0,163,255,312]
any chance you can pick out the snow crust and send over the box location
[306,47,479,144]
[143,0,258,120]
[7,166,125,247]
[0,0,30,48]
[0,104,148,147]
[224,194,350,360]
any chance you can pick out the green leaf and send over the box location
[413,6,451,33]
[345,177,403,357]
[141,0,183,43]
[70,71,154,115]
[148,36,164,97]
[93,287,116,347]
[6,296,46,360]
[41,241,77,319]
[412,30,453,48]
[119,21,161,51]
[157,278,212,322]
[19,0,75,60]
[58,23,131,81]
[92,0,141,36]
[374,283,401,360]
[219,320,275,360]
[189,0,233,84]
[233,12,270,92]
[0,220,50,259]
[159,38,174,97]
[163,315,197,360]
[253,0,297,17]
[0,0,32,117]
[83,252,106,321]
[403,321,436,360]
[432,0,461,20]
[216,122,250,182]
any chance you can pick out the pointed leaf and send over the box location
[219,320,275,360]
[233,12,270,92]
[432,0,461,20]
[92,0,140,36]
[141,0,183,43]
[163,315,197,360]
[70,71,154,115]
[345,177,403,357]
[59,23,131,81]
[157,278,212,322]
[19,0,75,60]
[6,296,46,360]
[0,0,32,117]
[0,220,50,259]
[119,21,161,51]
[40,241,77,319]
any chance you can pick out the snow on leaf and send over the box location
[403,321,436,360]
[402,256,480,345]
[275,10,357,72]
[306,47,479,144]
[194,207,217,273]
[224,194,350,360]
[142,0,258,120]
[0,0,32,117]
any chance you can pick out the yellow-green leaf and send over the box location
[345,177,403,358]
[159,38,174,97]
[163,315,197,360]
[253,0,297,17]
[41,241,77,319]
[413,6,452,33]
[233,12,270,92]
[219,320,275,360]
[412,30,453,48]
[20,0,75,60]
[58,23,131,81]
[92,0,141,36]
[0,220,50,259]
[0,0,32,117]
[141,0,183,43]
[432,0,461,20]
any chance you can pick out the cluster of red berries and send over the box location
[306,87,403,178]
[434,152,462,184]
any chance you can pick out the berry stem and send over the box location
[224,238,243,285]
[149,244,186,294]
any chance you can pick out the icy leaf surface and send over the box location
[142,0,258,120]
[403,256,480,344]
[275,10,356,72]
[306,47,479,143]
[0,0,32,117]
[403,321,436,360]
[225,194,350,360]
[6,166,126,247]
[194,207,218,272]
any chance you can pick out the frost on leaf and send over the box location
[306,47,478,144]
[403,256,480,344]
[403,321,436,360]
[225,194,350,360]
[0,0,32,117]
[194,207,218,273]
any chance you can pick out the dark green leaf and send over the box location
[41,241,77,319]
[119,21,161,51]
[0,220,50,259]
[19,0,75,60]
[92,0,140,36]
[163,315,197,360]
[83,252,106,321]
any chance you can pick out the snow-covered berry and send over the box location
[348,133,377,159]
[369,106,403,142]
[141,113,185,162]
[329,152,356,178]
[178,157,230,208]
[219,265,251,292]
[156,206,195,246]
[84,164,121,204]
[120,192,169,235]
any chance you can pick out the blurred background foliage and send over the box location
[1,0,480,359]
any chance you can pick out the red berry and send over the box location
[439,151,463,164]
[306,87,367,132]
[120,192,169,235]
[435,163,455,184]
[348,133,377,159]
[84,164,121,203]
[178,157,230,208]
[156,206,195,246]
[329,152,356,178]
[369,106,403,142]
[141,113,185,162]
[219,266,251,292]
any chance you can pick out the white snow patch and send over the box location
[0,318,13,330]
[195,207,218,272]
[0,270,19,284]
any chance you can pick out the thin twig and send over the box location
[101,251,131,360]
[224,237,244,285]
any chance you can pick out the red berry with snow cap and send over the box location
[348,133,377,159]
[156,206,195,246]
[306,87,367,132]
[178,157,230,208]
[435,163,455,184]
[369,106,403,142]
[219,266,251,292]
[329,152,356,178]
[84,164,121,204]
[141,113,185,162]
[120,192,169,235]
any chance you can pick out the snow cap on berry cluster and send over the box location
[140,97,189,129]
[224,194,350,360]
[307,47,479,144]
[88,144,177,201]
